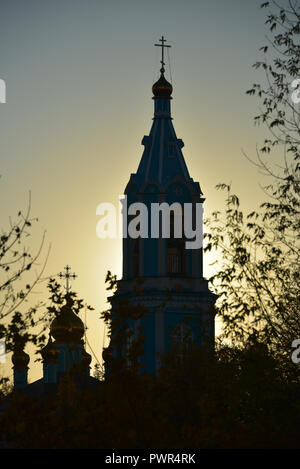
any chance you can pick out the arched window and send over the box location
[168,210,185,275]
[168,246,182,273]
[171,323,193,362]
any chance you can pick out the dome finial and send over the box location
[154,35,171,76]
[58,264,77,293]
[50,265,84,343]
[153,36,173,98]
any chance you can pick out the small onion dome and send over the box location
[12,347,30,369]
[152,72,173,98]
[50,295,84,344]
[81,347,92,368]
[41,337,59,363]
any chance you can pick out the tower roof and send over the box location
[125,36,201,195]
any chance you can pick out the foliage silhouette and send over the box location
[204,1,300,366]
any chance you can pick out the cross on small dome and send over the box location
[153,36,173,98]
[58,265,77,292]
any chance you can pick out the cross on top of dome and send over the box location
[58,265,77,293]
[153,36,173,98]
[154,35,171,74]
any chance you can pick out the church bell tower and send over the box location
[109,37,216,374]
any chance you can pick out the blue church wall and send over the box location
[164,311,202,350]
[55,344,82,375]
[126,310,156,375]
[141,311,156,374]
[143,237,157,277]
[143,190,159,277]
[43,362,57,384]
[13,368,28,390]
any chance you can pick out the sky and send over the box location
[0,0,273,381]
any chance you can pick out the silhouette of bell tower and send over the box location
[109,37,217,374]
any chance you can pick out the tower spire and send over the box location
[155,35,171,74]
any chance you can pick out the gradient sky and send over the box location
[0,0,272,381]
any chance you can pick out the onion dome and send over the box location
[50,294,84,344]
[152,70,173,98]
[12,347,30,369]
[41,336,59,363]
